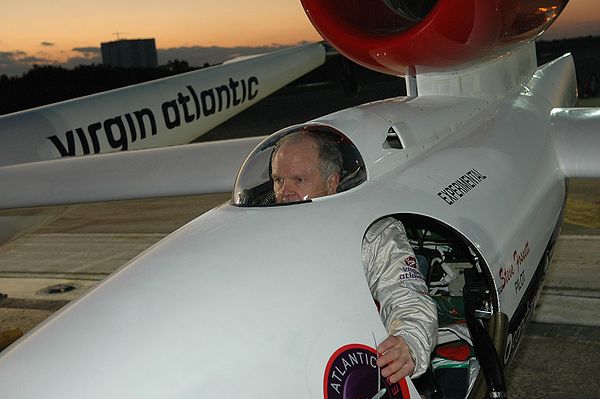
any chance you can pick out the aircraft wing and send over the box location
[551,108,600,178]
[0,42,325,242]
[0,43,325,167]
[0,136,264,210]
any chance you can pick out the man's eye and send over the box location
[296,177,305,183]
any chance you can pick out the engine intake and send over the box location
[301,0,569,75]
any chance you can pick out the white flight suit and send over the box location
[362,217,438,377]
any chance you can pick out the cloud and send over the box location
[0,51,37,76]
[41,41,55,46]
[72,47,101,55]
[63,55,101,69]
[19,56,50,63]
[0,50,26,61]
[64,47,102,67]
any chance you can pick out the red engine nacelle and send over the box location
[301,0,569,75]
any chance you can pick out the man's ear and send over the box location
[327,173,340,194]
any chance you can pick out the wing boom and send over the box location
[551,108,600,178]
[0,137,265,210]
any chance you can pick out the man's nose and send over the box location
[281,180,295,194]
[280,180,300,200]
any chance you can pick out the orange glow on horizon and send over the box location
[543,0,600,39]
[0,0,598,70]
[1,0,322,65]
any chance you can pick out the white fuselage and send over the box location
[0,45,577,398]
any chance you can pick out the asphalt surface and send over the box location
[0,78,599,398]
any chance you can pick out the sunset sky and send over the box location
[1,0,599,76]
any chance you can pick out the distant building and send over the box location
[101,39,158,68]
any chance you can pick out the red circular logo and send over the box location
[323,344,410,399]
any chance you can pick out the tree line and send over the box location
[0,60,199,116]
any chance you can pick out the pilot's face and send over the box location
[272,137,337,203]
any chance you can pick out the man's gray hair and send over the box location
[272,130,343,179]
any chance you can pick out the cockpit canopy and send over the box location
[232,125,367,206]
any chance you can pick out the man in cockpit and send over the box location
[271,131,438,383]
[271,130,341,203]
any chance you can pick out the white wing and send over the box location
[0,43,325,166]
[0,136,264,210]
[0,43,325,242]
[551,107,600,178]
